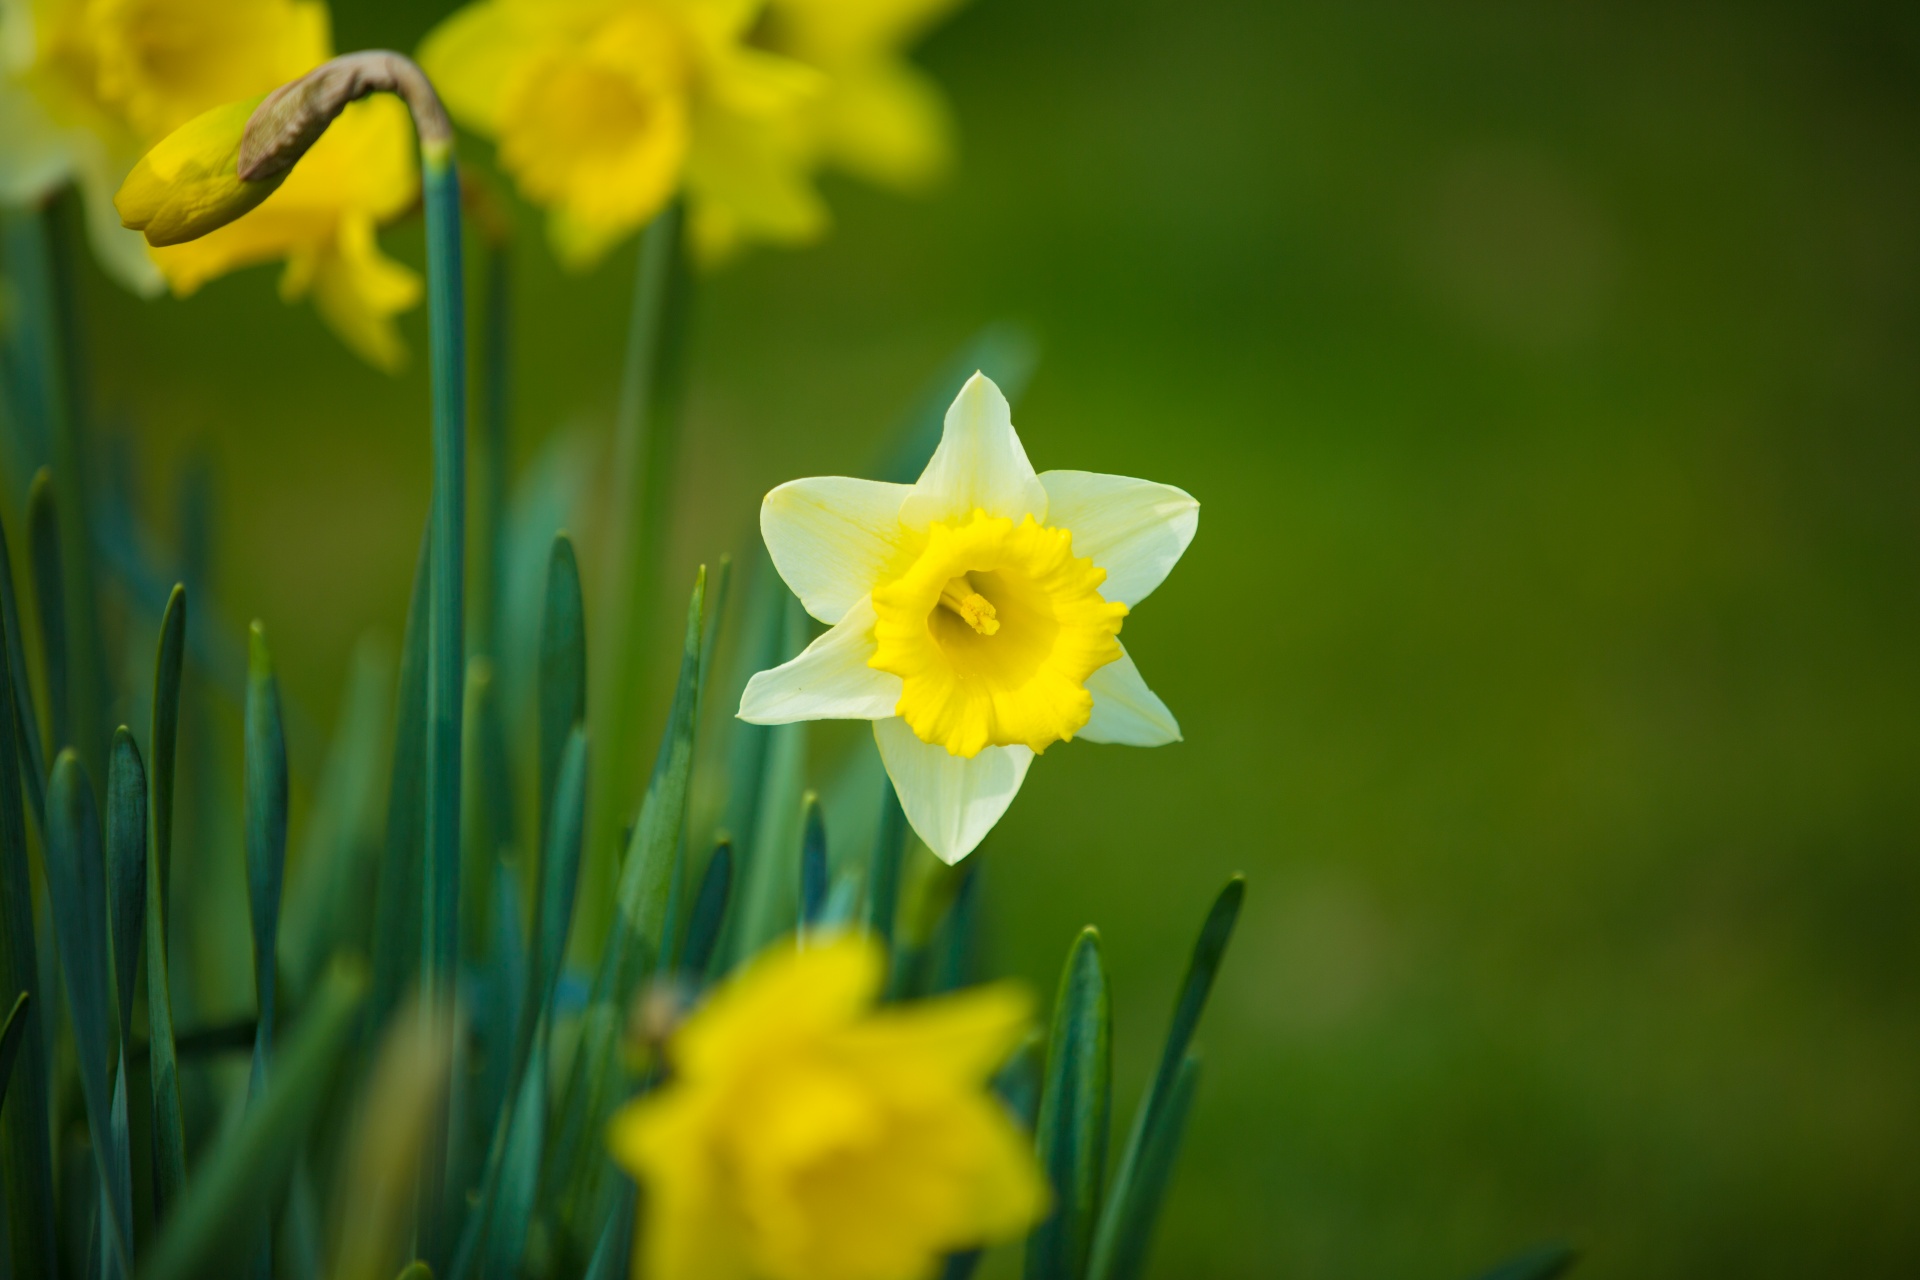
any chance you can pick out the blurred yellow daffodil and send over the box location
[608,935,1045,1280]
[759,0,965,192]
[3,0,421,368]
[421,0,826,268]
[740,373,1197,863]
[131,92,423,371]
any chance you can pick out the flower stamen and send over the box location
[939,575,1000,635]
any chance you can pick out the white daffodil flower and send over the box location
[740,372,1198,863]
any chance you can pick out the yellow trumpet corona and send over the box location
[740,372,1198,862]
[607,936,1046,1280]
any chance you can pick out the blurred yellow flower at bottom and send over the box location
[149,94,422,371]
[609,936,1046,1280]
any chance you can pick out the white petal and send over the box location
[1040,470,1198,607]
[738,597,900,724]
[873,717,1034,865]
[1079,646,1181,746]
[902,372,1048,528]
[761,476,917,625]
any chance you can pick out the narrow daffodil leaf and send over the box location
[278,634,392,1007]
[243,623,288,1094]
[105,729,147,1047]
[715,554,789,877]
[458,658,499,966]
[1086,1054,1200,1280]
[137,957,368,1280]
[868,780,908,949]
[145,591,188,1218]
[733,592,809,960]
[479,1028,547,1278]
[0,553,55,1279]
[798,791,827,930]
[108,1053,133,1280]
[0,511,47,832]
[581,1198,633,1280]
[26,469,68,755]
[930,863,981,995]
[679,840,732,979]
[0,991,27,1110]
[550,569,705,1260]
[150,586,185,948]
[539,532,586,846]
[1468,1244,1580,1280]
[1026,927,1112,1280]
[45,750,132,1273]
[1090,876,1243,1280]
[370,524,431,1041]
[531,725,588,1030]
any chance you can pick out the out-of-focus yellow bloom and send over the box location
[0,0,324,293]
[758,0,964,192]
[421,0,824,269]
[140,94,423,370]
[608,935,1045,1280]
[4,0,421,367]
[740,373,1197,863]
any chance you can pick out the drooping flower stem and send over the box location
[585,201,689,958]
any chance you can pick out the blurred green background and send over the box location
[61,0,1920,1276]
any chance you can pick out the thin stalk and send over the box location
[585,203,689,958]
[475,234,511,660]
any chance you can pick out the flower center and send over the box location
[938,575,999,635]
[870,511,1127,758]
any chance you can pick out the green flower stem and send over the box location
[585,202,688,959]
[474,232,511,660]
[420,134,468,1267]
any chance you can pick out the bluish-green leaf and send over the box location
[1090,876,1242,1280]
[478,1028,546,1279]
[244,623,288,1096]
[0,533,54,1279]
[1026,927,1112,1280]
[581,1197,632,1280]
[680,840,732,979]
[45,749,131,1273]
[136,958,368,1280]
[370,524,431,1041]
[26,469,67,754]
[0,991,26,1111]
[150,584,185,946]
[733,591,808,961]
[798,791,827,930]
[106,729,146,1046]
[0,510,46,833]
[1469,1244,1580,1280]
[531,725,587,1027]
[1086,1055,1200,1280]
[458,658,501,967]
[538,532,585,847]
[868,780,907,949]
[145,591,187,1220]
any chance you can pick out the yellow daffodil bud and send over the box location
[115,98,287,247]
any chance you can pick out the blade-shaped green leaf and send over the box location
[581,1198,632,1280]
[0,509,46,833]
[1026,927,1111,1280]
[1469,1244,1580,1280]
[106,729,145,1046]
[733,591,809,961]
[0,991,26,1110]
[137,958,368,1280]
[798,791,827,930]
[549,568,706,1261]
[0,529,54,1279]
[530,725,588,1028]
[679,840,732,980]
[369,524,431,1041]
[150,584,184,943]
[26,468,67,755]
[244,623,288,1093]
[538,532,585,847]
[46,749,132,1273]
[1090,876,1243,1280]
[868,780,907,949]
[1086,1054,1200,1280]
[458,658,501,968]
[146,592,188,1219]
[478,1027,547,1279]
